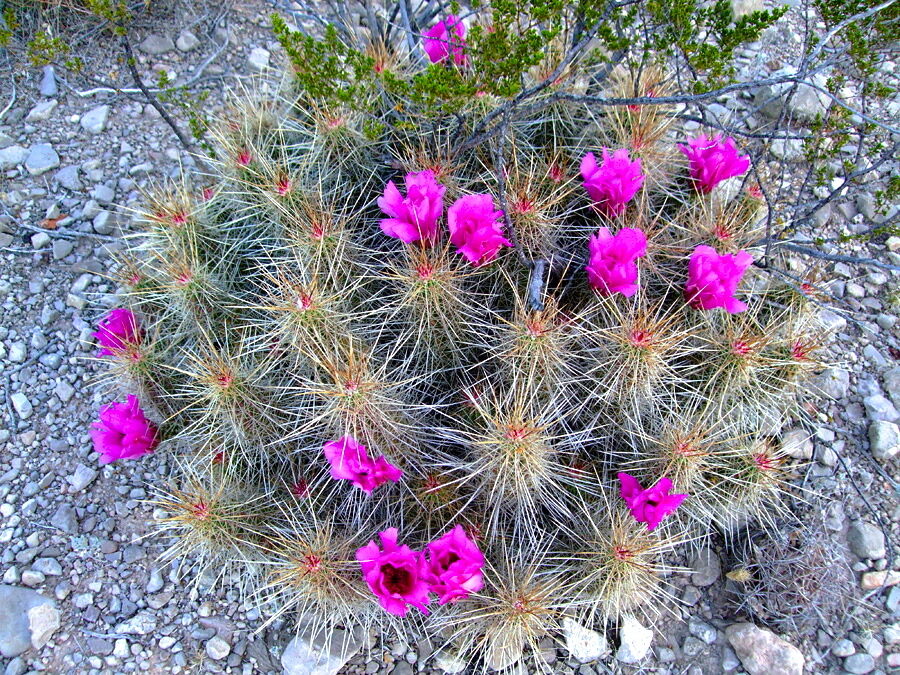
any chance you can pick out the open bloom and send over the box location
[585,227,648,296]
[426,525,485,604]
[678,134,750,193]
[423,15,467,66]
[322,436,402,493]
[618,472,687,531]
[90,395,158,465]
[377,170,446,244]
[356,528,431,616]
[93,308,142,356]
[447,194,511,265]
[684,245,753,313]
[580,149,645,217]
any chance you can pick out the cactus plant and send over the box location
[91,4,828,670]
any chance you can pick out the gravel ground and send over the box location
[0,1,898,674]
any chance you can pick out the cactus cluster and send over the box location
[91,14,828,670]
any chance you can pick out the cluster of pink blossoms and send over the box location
[586,227,647,297]
[618,472,687,531]
[678,134,751,194]
[422,15,467,66]
[322,436,402,493]
[356,525,484,616]
[684,246,754,313]
[91,310,158,464]
[378,170,511,266]
[580,149,645,217]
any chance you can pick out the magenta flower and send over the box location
[356,528,431,616]
[580,149,645,217]
[684,245,753,314]
[447,194,511,266]
[377,170,446,244]
[585,227,648,297]
[90,395,158,465]
[678,134,750,193]
[423,15,467,66]
[93,308,142,357]
[322,436,402,493]
[617,472,687,532]
[426,524,485,604]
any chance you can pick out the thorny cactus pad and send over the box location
[92,7,832,671]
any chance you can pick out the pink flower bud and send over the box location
[378,170,446,244]
[322,436,402,493]
[585,227,647,297]
[447,194,511,266]
[618,472,687,531]
[356,528,431,616]
[684,245,753,314]
[678,134,750,193]
[580,149,645,217]
[90,395,158,465]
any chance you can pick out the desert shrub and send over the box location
[87,1,846,669]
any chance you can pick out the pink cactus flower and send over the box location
[447,194,511,266]
[93,308,142,357]
[684,245,753,314]
[585,227,648,297]
[90,395,159,465]
[580,149,645,217]
[426,524,485,604]
[617,472,687,532]
[423,15,467,66]
[377,170,446,244]
[322,436,402,493]
[356,528,431,616]
[678,134,750,193]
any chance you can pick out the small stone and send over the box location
[40,66,57,97]
[847,520,886,560]
[616,615,652,663]
[433,650,467,674]
[49,504,78,534]
[832,638,855,657]
[0,145,28,170]
[725,623,804,675]
[0,585,55,658]
[688,618,717,644]
[31,559,61,576]
[248,47,271,72]
[114,611,157,635]
[8,342,26,363]
[25,100,58,123]
[25,144,60,176]
[863,395,899,423]
[868,421,900,461]
[67,464,98,492]
[10,394,32,420]
[281,623,362,675]
[861,570,900,590]
[27,604,59,649]
[690,548,721,587]
[206,636,231,660]
[176,30,200,52]
[810,368,850,399]
[91,184,115,205]
[20,571,44,588]
[54,165,82,191]
[844,653,875,674]
[93,210,114,235]
[80,105,110,134]
[139,33,175,55]
[31,232,51,249]
[781,429,813,459]
[562,617,609,663]
[113,638,129,658]
[52,239,75,260]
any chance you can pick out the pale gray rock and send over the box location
[725,623,804,675]
[0,586,55,657]
[139,33,175,55]
[27,604,59,650]
[282,625,362,675]
[848,520,886,560]
[54,165,82,191]
[91,184,115,205]
[781,428,813,460]
[248,47,271,72]
[616,615,653,663]
[731,0,763,16]
[844,653,875,674]
[755,68,830,122]
[869,421,900,461]
[66,464,98,492]
[176,30,200,52]
[25,100,58,123]
[0,145,27,170]
[114,611,157,635]
[25,144,60,176]
[40,66,57,97]
[690,548,721,587]
[10,393,32,420]
[562,617,609,663]
[52,239,75,260]
[80,105,110,134]
[206,636,231,660]
[864,394,899,423]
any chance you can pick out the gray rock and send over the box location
[0,145,28,170]
[10,393,32,420]
[0,585,55,657]
[689,618,717,644]
[869,421,900,461]
[832,638,855,657]
[864,395,899,423]
[27,604,59,650]
[25,100,58,123]
[91,184,115,205]
[176,30,200,52]
[49,504,78,534]
[781,428,813,459]
[248,47,271,72]
[114,611,157,635]
[66,464,98,492]
[52,239,75,260]
[731,0,763,16]
[847,520,886,560]
[31,559,61,577]
[883,367,900,409]
[80,105,110,134]
[562,617,609,663]
[616,615,653,663]
[282,624,362,675]
[844,653,876,674]
[433,651,467,674]
[809,367,850,399]
[725,623,804,675]
[206,636,231,660]
[40,66,57,97]
[54,166,82,191]
[30,232,50,249]
[770,138,803,161]
[93,211,114,235]
[690,548,721,587]
[25,144,60,176]
[8,342,26,363]
[755,68,830,122]
[139,33,175,55]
